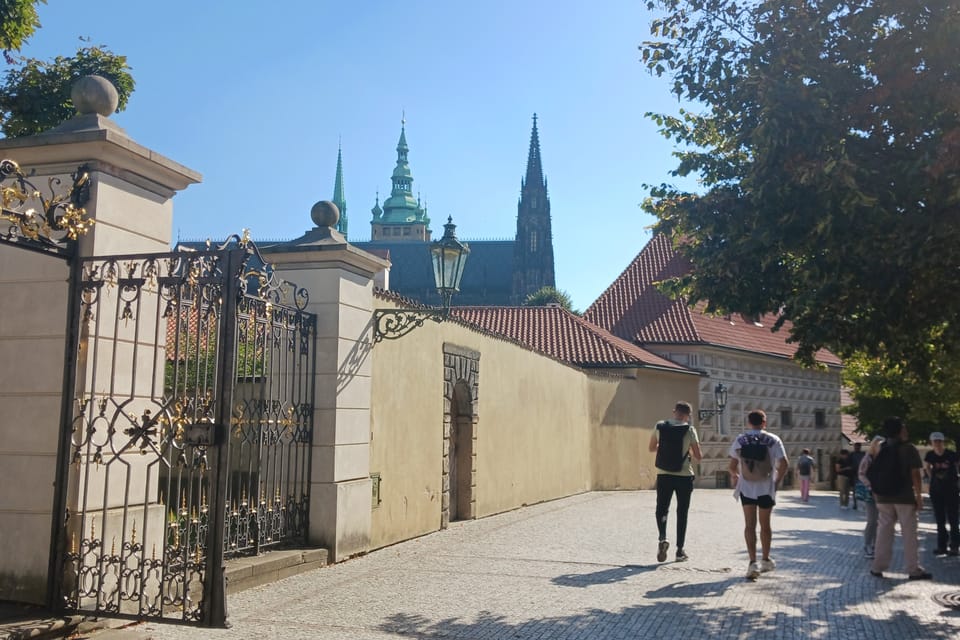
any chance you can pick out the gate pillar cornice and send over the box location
[261,201,388,562]
[0,76,201,258]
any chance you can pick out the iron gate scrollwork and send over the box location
[53,237,316,627]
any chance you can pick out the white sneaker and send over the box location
[746,561,760,580]
[759,558,776,573]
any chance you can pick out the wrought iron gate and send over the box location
[51,238,316,627]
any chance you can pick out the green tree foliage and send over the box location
[0,0,43,59]
[640,1,960,384]
[524,286,576,312]
[0,44,134,137]
[844,353,960,443]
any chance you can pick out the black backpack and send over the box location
[739,433,773,481]
[655,421,690,472]
[865,442,904,496]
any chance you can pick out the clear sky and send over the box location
[24,1,693,311]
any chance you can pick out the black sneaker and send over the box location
[948,549,959,557]
[676,549,688,562]
[934,548,948,556]
[657,539,669,562]
[908,571,933,580]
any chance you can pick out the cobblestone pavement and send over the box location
[125,490,960,639]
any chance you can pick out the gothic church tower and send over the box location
[511,114,555,303]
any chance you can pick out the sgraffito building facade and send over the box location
[584,234,845,487]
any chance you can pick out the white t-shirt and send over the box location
[728,429,787,500]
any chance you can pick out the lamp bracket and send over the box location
[373,308,447,342]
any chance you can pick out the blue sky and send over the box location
[24,1,693,311]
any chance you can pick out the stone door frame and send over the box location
[441,344,479,529]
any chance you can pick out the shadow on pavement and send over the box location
[377,602,959,640]
[552,563,656,587]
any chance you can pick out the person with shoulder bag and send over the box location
[648,401,702,563]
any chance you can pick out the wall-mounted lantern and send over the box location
[698,382,728,421]
[373,216,470,342]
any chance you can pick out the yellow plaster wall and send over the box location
[367,299,704,550]
[369,315,446,548]
[587,371,702,490]
[369,307,592,549]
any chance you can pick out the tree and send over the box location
[0,44,134,137]
[0,1,134,137]
[524,286,576,312]
[843,353,960,443]
[640,1,960,384]
[0,0,44,60]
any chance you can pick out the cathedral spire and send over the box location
[332,141,348,238]
[524,113,544,192]
[512,113,555,304]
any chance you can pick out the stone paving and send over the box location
[119,489,960,639]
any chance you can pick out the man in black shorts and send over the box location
[728,410,789,579]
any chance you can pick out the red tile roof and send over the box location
[583,235,842,366]
[450,305,694,372]
[840,387,866,443]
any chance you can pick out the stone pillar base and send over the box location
[309,478,372,562]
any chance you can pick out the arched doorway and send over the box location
[449,381,474,522]
[442,344,479,529]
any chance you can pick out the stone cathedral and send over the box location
[340,114,556,306]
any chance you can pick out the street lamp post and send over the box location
[698,382,728,421]
[373,216,470,342]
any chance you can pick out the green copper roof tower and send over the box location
[332,142,348,238]
[370,117,432,242]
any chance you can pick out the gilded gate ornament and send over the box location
[0,159,95,255]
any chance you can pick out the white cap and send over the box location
[930,431,945,442]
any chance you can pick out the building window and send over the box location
[403,226,411,235]
[814,409,826,429]
[780,409,793,428]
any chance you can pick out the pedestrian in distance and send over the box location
[924,431,960,556]
[728,409,788,580]
[867,417,932,580]
[849,442,865,510]
[857,436,884,559]
[649,401,702,563]
[796,448,816,503]
[835,449,854,509]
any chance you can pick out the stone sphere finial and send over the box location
[71,75,119,117]
[311,200,340,228]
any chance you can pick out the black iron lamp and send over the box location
[373,217,470,342]
[698,382,728,421]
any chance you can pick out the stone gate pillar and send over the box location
[263,201,388,562]
[0,77,200,603]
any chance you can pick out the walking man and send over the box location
[729,409,788,580]
[649,401,702,563]
[836,450,854,509]
[796,448,816,502]
[869,417,931,580]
